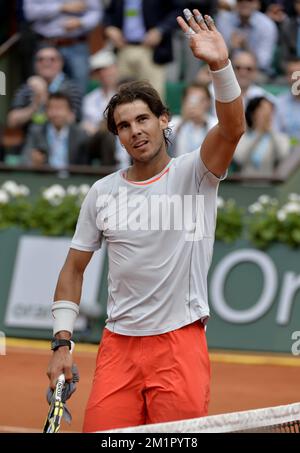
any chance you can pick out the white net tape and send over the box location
[101,402,300,433]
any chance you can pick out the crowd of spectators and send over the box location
[1,0,300,177]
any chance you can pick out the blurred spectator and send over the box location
[194,50,276,119]
[260,0,295,17]
[233,96,290,176]
[274,57,300,144]
[23,0,102,93]
[232,50,277,106]
[7,45,82,132]
[82,49,119,134]
[87,123,119,166]
[216,0,278,75]
[264,2,287,24]
[279,0,300,65]
[195,64,212,86]
[171,82,217,157]
[103,0,182,99]
[81,49,130,167]
[169,1,218,83]
[22,92,88,168]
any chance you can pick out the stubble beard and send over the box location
[133,138,166,165]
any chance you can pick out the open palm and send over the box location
[177,9,229,69]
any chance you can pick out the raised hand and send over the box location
[177,9,229,71]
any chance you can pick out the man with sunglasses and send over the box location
[232,50,276,106]
[7,45,82,134]
[216,0,278,75]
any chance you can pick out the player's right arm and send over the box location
[47,248,93,389]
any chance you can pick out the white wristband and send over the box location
[52,300,79,336]
[210,60,241,103]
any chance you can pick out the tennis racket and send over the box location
[43,341,75,433]
[43,373,65,433]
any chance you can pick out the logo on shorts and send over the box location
[0,331,6,355]
[0,71,6,95]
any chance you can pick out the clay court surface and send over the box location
[1,338,299,433]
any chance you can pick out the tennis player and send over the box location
[47,9,245,432]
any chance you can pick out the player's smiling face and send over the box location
[114,100,169,163]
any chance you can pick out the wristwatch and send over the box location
[51,338,72,351]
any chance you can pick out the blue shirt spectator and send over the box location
[22,92,88,167]
[104,0,182,98]
[216,4,278,74]
[23,0,103,93]
[23,0,102,38]
[123,0,147,43]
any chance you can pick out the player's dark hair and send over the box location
[104,80,171,146]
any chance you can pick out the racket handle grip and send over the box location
[57,374,65,385]
[56,341,75,384]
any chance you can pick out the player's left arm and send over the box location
[177,9,246,177]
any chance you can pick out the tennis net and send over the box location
[104,402,300,433]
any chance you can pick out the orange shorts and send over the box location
[82,320,210,432]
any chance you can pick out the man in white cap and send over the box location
[82,49,119,135]
[82,49,130,168]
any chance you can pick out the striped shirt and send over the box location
[10,73,82,121]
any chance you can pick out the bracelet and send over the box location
[51,338,72,351]
[52,300,79,336]
[210,60,241,103]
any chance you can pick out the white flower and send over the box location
[0,189,9,204]
[258,195,271,205]
[78,184,90,196]
[42,185,66,205]
[217,197,224,209]
[43,194,62,206]
[248,202,263,214]
[277,210,287,221]
[2,180,20,197]
[18,185,30,197]
[288,193,300,203]
[43,185,66,199]
[283,202,300,214]
[67,185,79,196]
[50,184,66,197]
